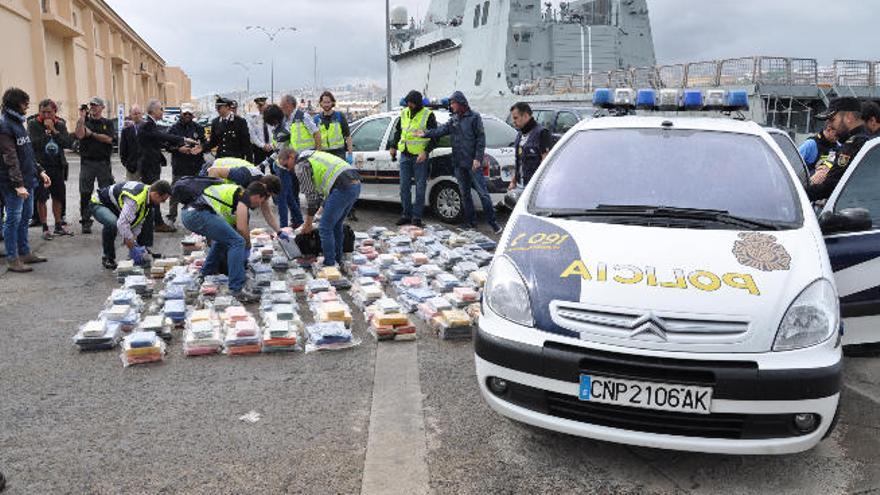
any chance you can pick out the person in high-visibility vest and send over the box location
[277,95,321,228]
[388,90,437,227]
[314,91,358,222]
[180,181,274,303]
[90,180,171,270]
[206,157,283,233]
[276,145,360,269]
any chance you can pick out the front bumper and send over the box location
[474,326,841,455]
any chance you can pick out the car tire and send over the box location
[430,181,463,224]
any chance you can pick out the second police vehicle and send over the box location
[476,87,880,454]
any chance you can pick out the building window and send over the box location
[482,1,490,25]
[72,11,78,26]
[473,4,481,28]
[41,0,50,13]
[54,61,60,76]
[475,70,483,86]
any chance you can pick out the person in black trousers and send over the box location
[137,99,197,232]
[205,97,251,161]
[166,103,205,224]
[119,105,143,182]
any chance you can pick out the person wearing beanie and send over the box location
[388,90,438,227]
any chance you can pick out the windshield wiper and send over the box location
[537,205,782,230]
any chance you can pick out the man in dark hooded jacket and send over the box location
[419,91,501,233]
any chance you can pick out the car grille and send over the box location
[551,301,750,345]
[545,392,800,439]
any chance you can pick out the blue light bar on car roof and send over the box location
[636,89,656,109]
[593,88,613,108]
[681,90,703,110]
[725,90,749,111]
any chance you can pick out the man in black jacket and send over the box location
[119,105,143,181]
[74,97,115,234]
[206,97,251,161]
[137,99,197,232]
[28,99,74,238]
[166,103,205,224]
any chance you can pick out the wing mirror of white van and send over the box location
[819,208,873,235]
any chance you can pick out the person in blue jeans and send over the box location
[0,87,52,272]
[275,164,304,228]
[181,181,273,303]
[418,91,502,234]
[277,146,360,268]
[388,90,438,227]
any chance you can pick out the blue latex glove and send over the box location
[130,245,147,266]
[277,231,291,241]
[345,152,353,165]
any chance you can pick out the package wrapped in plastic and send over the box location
[376,253,396,268]
[446,286,480,308]
[223,305,251,323]
[305,322,360,352]
[357,264,381,278]
[115,260,142,282]
[162,299,188,326]
[431,309,474,340]
[350,254,368,266]
[205,274,229,286]
[410,253,429,266]
[74,319,122,351]
[287,267,311,293]
[305,278,332,296]
[183,319,223,356]
[124,275,153,297]
[107,288,142,309]
[261,315,302,353]
[367,226,388,238]
[224,317,262,355]
[252,271,274,288]
[417,296,454,321]
[466,303,482,322]
[352,284,385,309]
[181,234,206,254]
[271,255,290,271]
[472,250,494,267]
[100,304,141,333]
[120,331,166,366]
[267,280,287,294]
[138,314,173,341]
[389,245,414,256]
[200,280,220,297]
[469,270,488,288]
[315,265,342,281]
[207,295,237,314]
[308,288,339,304]
[452,261,480,279]
[311,300,353,327]
[365,299,416,341]
[162,284,186,301]
[432,273,461,292]
[446,233,469,247]
[416,264,443,279]
[399,275,426,289]
[164,265,189,282]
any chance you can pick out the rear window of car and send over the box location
[530,128,802,227]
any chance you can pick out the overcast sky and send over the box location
[105,0,877,97]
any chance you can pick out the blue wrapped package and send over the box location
[128,331,158,349]
[163,299,187,322]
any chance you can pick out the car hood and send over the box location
[497,214,823,353]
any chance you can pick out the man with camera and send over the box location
[74,97,115,234]
[166,103,205,225]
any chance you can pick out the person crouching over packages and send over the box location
[274,144,360,269]
[90,180,171,270]
[180,181,270,303]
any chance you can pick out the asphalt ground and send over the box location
[1,155,879,494]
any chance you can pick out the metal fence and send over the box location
[514,56,880,95]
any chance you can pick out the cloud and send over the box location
[105,0,878,96]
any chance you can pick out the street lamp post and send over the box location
[233,61,263,110]
[385,0,392,111]
[245,26,297,104]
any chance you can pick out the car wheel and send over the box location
[431,181,463,224]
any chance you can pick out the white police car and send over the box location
[474,88,878,455]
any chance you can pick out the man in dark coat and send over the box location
[137,99,197,232]
[205,97,251,161]
[119,105,143,181]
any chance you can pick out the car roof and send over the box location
[574,115,765,135]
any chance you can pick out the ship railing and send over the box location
[514,56,880,95]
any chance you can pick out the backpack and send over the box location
[294,224,356,256]
[171,176,224,206]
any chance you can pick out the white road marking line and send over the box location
[361,342,430,495]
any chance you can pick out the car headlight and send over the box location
[485,255,534,326]
[773,279,839,351]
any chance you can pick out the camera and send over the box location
[79,104,88,112]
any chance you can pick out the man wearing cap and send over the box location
[138,99,198,233]
[167,103,206,224]
[205,97,252,161]
[248,96,273,166]
[807,97,871,202]
[74,97,115,234]
[388,90,437,227]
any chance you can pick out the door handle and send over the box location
[367,157,376,162]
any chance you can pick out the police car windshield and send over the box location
[530,128,802,229]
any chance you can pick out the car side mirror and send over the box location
[819,208,873,235]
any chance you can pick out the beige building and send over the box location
[0,0,191,123]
